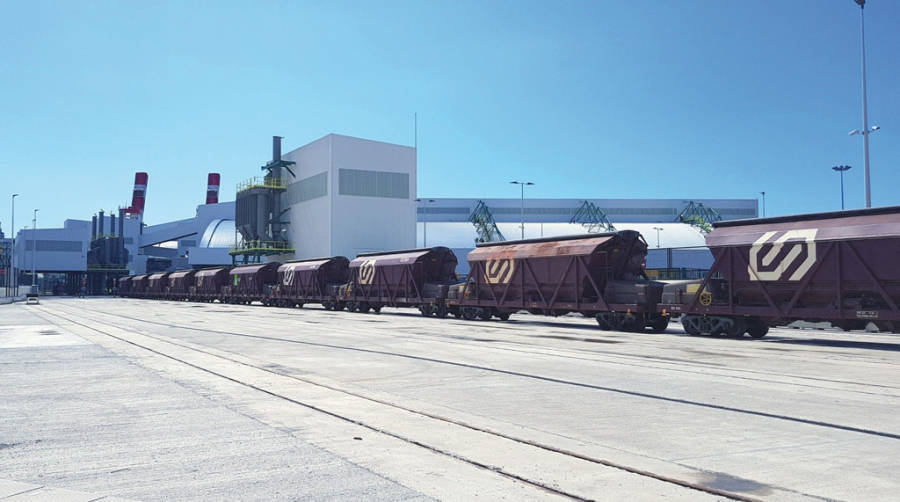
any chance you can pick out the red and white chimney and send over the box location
[125,172,148,215]
[206,173,220,204]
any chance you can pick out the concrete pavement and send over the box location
[3,297,900,500]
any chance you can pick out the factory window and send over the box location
[287,172,328,203]
[24,240,82,252]
[492,208,577,215]
[417,207,470,214]
[716,208,757,216]
[339,169,409,199]
[603,207,678,216]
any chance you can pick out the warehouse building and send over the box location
[416,198,758,276]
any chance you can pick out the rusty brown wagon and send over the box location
[660,206,900,337]
[450,231,668,332]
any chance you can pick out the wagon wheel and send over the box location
[723,317,747,338]
[629,315,647,333]
[371,305,382,314]
[435,304,448,319]
[496,312,511,321]
[595,313,611,330]
[650,316,669,333]
[359,302,371,313]
[478,309,492,321]
[747,318,769,339]
[421,304,434,317]
[462,307,477,321]
[322,300,333,310]
[681,315,701,336]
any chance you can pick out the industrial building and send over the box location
[4,131,757,294]
[7,173,236,294]
[232,134,416,264]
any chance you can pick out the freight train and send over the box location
[118,206,900,338]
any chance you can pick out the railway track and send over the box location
[35,302,782,502]
[74,300,900,402]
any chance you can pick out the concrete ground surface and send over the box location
[1,297,898,501]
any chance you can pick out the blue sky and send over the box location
[1,0,898,231]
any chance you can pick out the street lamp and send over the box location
[849,126,879,208]
[10,193,17,296]
[849,0,879,208]
[759,191,766,217]
[31,209,38,289]
[832,165,852,210]
[510,181,534,240]
[652,226,663,248]
[415,198,435,247]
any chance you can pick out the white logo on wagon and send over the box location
[748,229,817,281]
[358,259,377,285]
[282,268,295,286]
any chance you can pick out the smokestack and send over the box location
[272,136,282,162]
[126,172,149,215]
[110,212,116,237]
[98,210,104,237]
[118,208,124,236]
[206,173,221,205]
[92,215,97,239]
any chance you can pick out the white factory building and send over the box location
[280,134,417,260]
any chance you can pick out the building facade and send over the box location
[281,134,416,260]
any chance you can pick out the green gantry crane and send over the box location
[570,201,615,233]
[469,200,505,243]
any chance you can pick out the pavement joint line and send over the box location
[59,302,900,442]
[0,486,44,500]
[38,304,778,502]
[36,306,593,502]
[39,303,778,502]
[78,300,900,395]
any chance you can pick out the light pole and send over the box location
[832,165,852,210]
[415,198,435,247]
[510,181,534,240]
[31,209,38,289]
[849,0,880,208]
[652,227,663,248]
[10,193,17,296]
[759,191,766,217]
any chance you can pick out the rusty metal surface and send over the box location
[195,267,230,278]
[168,270,195,279]
[707,207,900,248]
[278,257,347,273]
[276,257,349,298]
[349,248,446,269]
[467,235,614,262]
[231,263,279,276]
